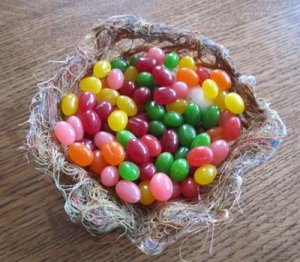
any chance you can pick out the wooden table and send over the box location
[1,0,299,261]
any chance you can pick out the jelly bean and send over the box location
[135,112,151,122]
[191,133,211,148]
[116,95,137,116]
[145,101,165,120]
[67,116,84,141]
[61,93,78,116]
[224,116,241,140]
[119,81,136,97]
[152,66,174,86]
[211,140,230,166]
[179,56,196,70]
[107,69,124,90]
[139,163,156,181]
[176,68,199,88]
[187,146,213,167]
[94,131,115,149]
[133,87,151,105]
[81,138,96,151]
[96,88,119,105]
[148,47,165,65]
[155,152,174,174]
[177,124,197,147]
[164,52,179,69]
[196,67,210,85]
[194,164,217,185]
[154,87,177,105]
[224,93,245,114]
[102,141,125,166]
[116,180,141,203]
[127,117,149,137]
[210,69,232,90]
[129,54,141,66]
[150,173,173,201]
[100,166,119,187]
[202,79,219,99]
[79,76,102,94]
[180,177,199,199]
[135,57,157,73]
[118,161,140,181]
[140,134,162,157]
[93,60,111,78]
[68,142,94,167]
[219,110,235,127]
[163,111,184,128]
[78,91,96,112]
[111,58,128,72]
[171,81,188,99]
[94,101,113,122]
[54,121,75,145]
[107,110,128,132]
[174,147,189,160]
[90,150,108,175]
[202,105,220,129]
[124,66,138,82]
[187,87,213,110]
[166,99,187,114]
[207,127,225,142]
[139,181,155,205]
[126,138,149,165]
[136,72,155,88]
[149,120,166,137]
[116,130,135,147]
[161,129,179,154]
[171,181,181,199]
[170,159,189,182]
[213,90,227,110]
[81,110,101,135]
[184,103,202,126]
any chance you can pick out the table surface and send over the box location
[1,0,300,261]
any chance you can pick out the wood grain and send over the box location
[1,0,299,261]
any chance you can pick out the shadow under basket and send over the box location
[25,15,287,255]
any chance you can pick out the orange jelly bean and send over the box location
[176,68,199,88]
[207,127,225,142]
[210,69,232,90]
[90,150,108,175]
[102,141,126,166]
[68,142,94,167]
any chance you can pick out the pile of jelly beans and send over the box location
[54,47,245,205]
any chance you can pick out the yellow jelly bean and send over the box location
[224,93,245,114]
[61,93,78,116]
[202,79,219,100]
[93,60,111,78]
[194,164,217,185]
[166,99,188,114]
[79,76,102,94]
[213,90,227,110]
[179,56,196,70]
[96,88,119,105]
[108,110,128,131]
[116,95,137,116]
[124,66,138,82]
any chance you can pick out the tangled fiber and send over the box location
[25,15,287,255]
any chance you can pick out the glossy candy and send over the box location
[67,116,84,141]
[166,99,187,114]
[224,116,241,140]
[140,134,162,157]
[202,79,219,100]
[171,181,181,199]
[94,131,115,149]
[139,181,156,205]
[107,110,128,131]
[164,52,179,69]
[79,76,102,94]
[211,140,230,165]
[194,164,217,185]
[100,166,119,187]
[187,146,213,166]
[68,143,94,167]
[54,121,76,145]
[171,81,188,99]
[129,54,141,66]
[149,120,166,137]
[78,92,96,112]
[184,103,202,126]
[124,66,138,82]
[116,130,136,147]
[94,101,113,122]
[133,87,151,105]
[96,88,119,105]
[191,133,211,148]
[119,81,136,97]
[176,68,199,88]
[152,66,174,86]
[163,111,184,128]
[224,93,245,114]
[161,129,179,153]
[116,180,141,203]
[196,67,210,85]
[107,69,124,90]
[179,56,196,70]
[136,72,155,88]
[117,95,137,116]
[148,47,165,65]
[140,162,156,181]
[219,110,235,127]
[207,127,225,142]
[126,138,149,165]
[210,69,232,90]
[127,117,149,137]
[81,138,96,151]
[170,159,189,182]
[150,173,173,201]
[202,105,220,129]
[90,150,108,175]
[111,58,128,72]
[155,152,174,174]
[177,124,197,147]
[154,87,177,105]
[81,110,101,135]
[135,57,157,73]
[180,178,199,199]
[213,90,227,110]
[93,60,111,78]
[119,161,140,181]
[102,141,126,166]
[145,101,165,120]
[174,147,189,160]
[61,94,78,116]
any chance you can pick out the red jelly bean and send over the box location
[171,181,181,199]
[135,112,151,122]
[219,110,235,127]
[153,87,177,105]
[196,67,210,85]
[81,110,101,135]
[224,116,242,140]
[140,134,162,157]
[133,87,151,105]
[152,66,175,86]
[160,129,179,154]
[187,146,213,166]
[78,92,96,112]
[127,117,149,137]
[119,81,136,96]
[126,138,150,165]
[207,127,225,142]
[135,57,157,73]
[140,162,156,181]
[94,101,113,122]
[181,177,199,199]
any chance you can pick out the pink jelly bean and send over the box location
[148,47,165,65]
[107,69,124,90]
[211,139,230,166]
[67,116,84,141]
[94,131,115,149]
[100,166,119,187]
[171,181,181,199]
[150,173,173,201]
[116,180,141,203]
[171,81,188,99]
[54,121,75,145]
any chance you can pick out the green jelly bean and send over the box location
[145,101,165,120]
[162,111,183,128]
[164,52,179,70]
[184,103,202,126]
[177,124,197,147]
[136,72,155,88]
[116,130,136,147]
[111,58,128,72]
[191,133,211,148]
[174,147,189,160]
[129,54,141,66]
[149,120,166,137]
[170,159,189,182]
[202,105,220,129]
[118,161,140,181]
[155,152,174,174]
